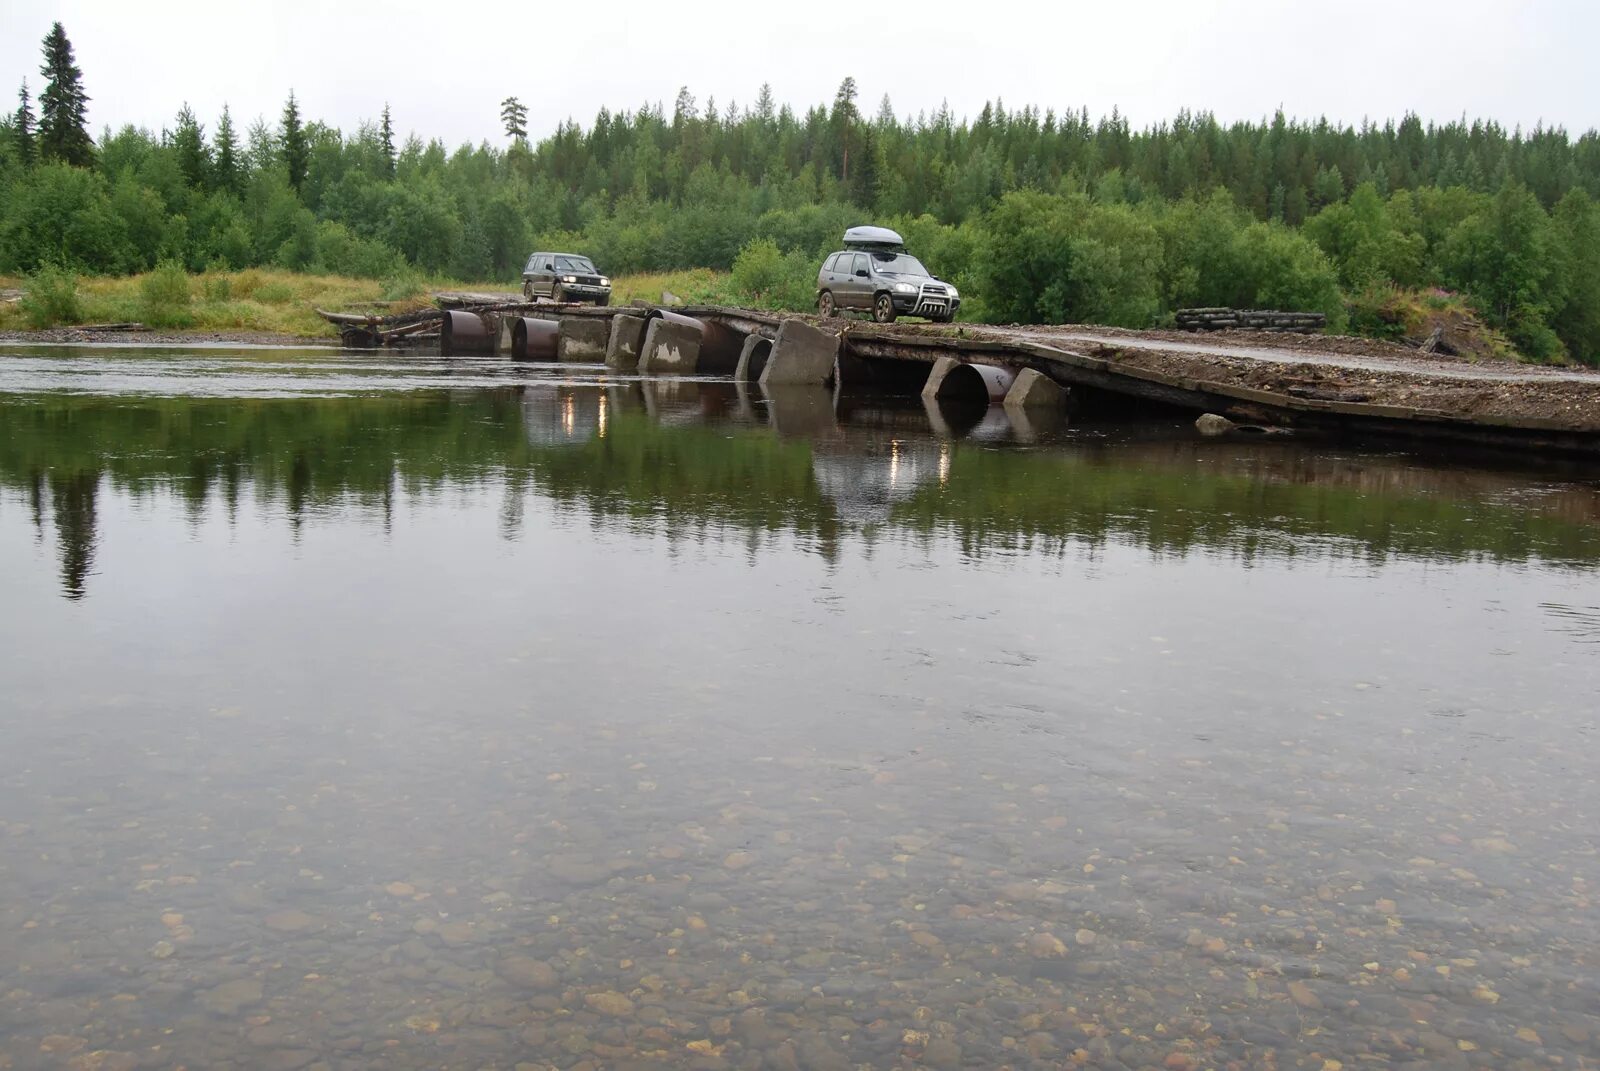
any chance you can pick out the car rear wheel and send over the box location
[523,282,535,301]
[817,291,836,318]
[873,293,897,324]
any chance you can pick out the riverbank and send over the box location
[0,268,743,344]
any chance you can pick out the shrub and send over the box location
[19,266,84,328]
[728,239,815,311]
[253,281,295,305]
[380,269,425,302]
[140,261,194,327]
[201,271,232,303]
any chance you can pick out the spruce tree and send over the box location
[380,104,396,178]
[13,80,35,166]
[213,104,241,194]
[281,91,308,191]
[500,97,527,141]
[172,103,210,189]
[37,22,94,166]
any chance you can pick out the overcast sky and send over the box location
[3,0,1596,148]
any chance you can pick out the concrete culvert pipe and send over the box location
[441,310,495,356]
[512,317,560,361]
[737,337,773,382]
[925,359,1017,406]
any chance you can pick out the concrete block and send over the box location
[637,318,703,374]
[557,318,611,363]
[919,356,963,404]
[758,319,839,389]
[1003,367,1068,412]
[605,314,649,371]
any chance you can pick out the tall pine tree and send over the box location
[380,104,396,179]
[281,91,308,191]
[213,104,241,195]
[13,81,35,167]
[38,22,94,166]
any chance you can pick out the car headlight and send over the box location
[948,287,960,300]
[598,277,609,287]
[562,275,578,284]
[893,283,917,295]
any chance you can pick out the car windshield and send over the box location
[554,255,597,273]
[870,253,930,277]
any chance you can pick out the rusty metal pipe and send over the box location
[648,309,707,336]
[511,317,560,361]
[440,310,495,356]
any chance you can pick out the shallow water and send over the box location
[2,347,1598,1071]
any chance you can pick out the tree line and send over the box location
[3,26,1598,362]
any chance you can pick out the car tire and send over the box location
[817,291,836,318]
[523,282,535,301]
[596,295,609,307]
[553,285,565,304]
[873,293,897,324]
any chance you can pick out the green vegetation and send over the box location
[3,24,1600,361]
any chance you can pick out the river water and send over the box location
[1,345,1598,1071]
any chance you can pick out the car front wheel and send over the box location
[873,293,896,324]
[817,291,836,318]
[552,285,565,304]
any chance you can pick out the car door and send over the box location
[825,256,851,307]
[843,253,871,309]
[533,255,557,298]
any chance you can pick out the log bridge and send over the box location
[323,300,1600,456]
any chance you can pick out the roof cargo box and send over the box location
[843,226,904,249]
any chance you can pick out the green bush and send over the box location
[727,239,816,311]
[253,281,295,305]
[380,269,424,302]
[19,266,85,328]
[201,272,232,302]
[140,261,194,327]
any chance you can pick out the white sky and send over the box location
[2,0,1596,147]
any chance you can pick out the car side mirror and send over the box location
[855,269,869,278]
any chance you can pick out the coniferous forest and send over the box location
[4,24,1600,363]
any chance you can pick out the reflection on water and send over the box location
[1,348,1598,1070]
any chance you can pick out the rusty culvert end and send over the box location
[933,363,1017,405]
[511,317,560,361]
[440,310,495,356]
[647,308,708,336]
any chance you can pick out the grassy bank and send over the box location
[0,266,745,338]
[0,265,1534,365]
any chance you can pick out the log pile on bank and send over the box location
[1175,308,1327,333]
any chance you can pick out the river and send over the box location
[1,345,1597,1070]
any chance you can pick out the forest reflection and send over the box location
[3,381,1599,600]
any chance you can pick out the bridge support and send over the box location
[1003,368,1069,413]
[759,320,839,389]
[638,316,703,374]
[557,318,610,363]
[605,314,649,370]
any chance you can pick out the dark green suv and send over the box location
[521,252,612,305]
[815,227,960,323]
